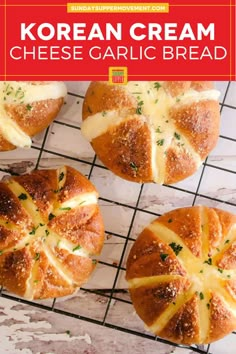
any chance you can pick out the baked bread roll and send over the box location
[0,81,67,151]
[81,81,220,184]
[0,166,104,299]
[126,206,236,344]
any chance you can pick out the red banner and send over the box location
[1,0,235,80]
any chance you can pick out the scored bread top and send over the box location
[0,166,104,300]
[126,206,236,345]
[0,81,67,151]
[81,81,220,184]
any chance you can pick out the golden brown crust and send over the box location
[164,146,198,184]
[0,248,32,296]
[217,243,236,270]
[0,183,32,227]
[0,134,15,151]
[170,100,220,159]
[13,169,58,221]
[58,165,96,203]
[50,205,104,255]
[92,118,153,182]
[163,81,213,97]
[82,81,220,184]
[82,81,136,119]
[126,228,186,280]
[163,81,192,97]
[157,206,202,258]
[207,293,236,343]
[4,98,64,137]
[0,82,66,151]
[129,278,191,327]
[159,295,200,344]
[126,206,236,345]
[0,166,104,299]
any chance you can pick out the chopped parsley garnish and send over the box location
[25,243,29,246]
[92,259,98,265]
[72,245,81,252]
[54,187,63,194]
[200,270,203,273]
[26,104,32,111]
[29,226,38,235]
[176,98,181,103]
[102,111,107,117]
[18,193,27,200]
[199,292,204,300]
[154,82,161,90]
[48,213,55,221]
[154,99,159,104]
[15,87,25,100]
[156,139,164,146]
[34,280,39,284]
[66,330,71,336]
[169,242,183,256]
[0,250,3,255]
[59,207,71,211]
[204,258,212,265]
[224,239,230,244]
[227,275,231,278]
[160,253,169,261]
[136,100,144,115]
[34,253,40,261]
[155,126,162,133]
[217,268,223,273]
[3,84,25,102]
[45,230,50,236]
[59,172,64,182]
[206,303,210,309]
[130,161,138,172]
[174,132,181,140]
[167,218,173,223]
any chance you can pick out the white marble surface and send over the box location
[0,81,236,354]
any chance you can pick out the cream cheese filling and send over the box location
[81,82,220,183]
[0,81,67,147]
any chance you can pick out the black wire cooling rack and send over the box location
[0,81,236,354]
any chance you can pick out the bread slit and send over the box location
[42,244,74,285]
[53,192,98,216]
[213,225,236,265]
[0,106,31,147]
[200,206,210,260]
[149,287,196,334]
[6,180,44,226]
[148,222,199,268]
[197,290,211,343]
[24,260,37,299]
[0,81,67,147]
[81,110,130,142]
[46,229,90,258]
[0,218,21,231]
[0,81,67,105]
[128,274,183,289]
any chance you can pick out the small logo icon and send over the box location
[109,67,128,85]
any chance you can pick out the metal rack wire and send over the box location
[0,81,236,354]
